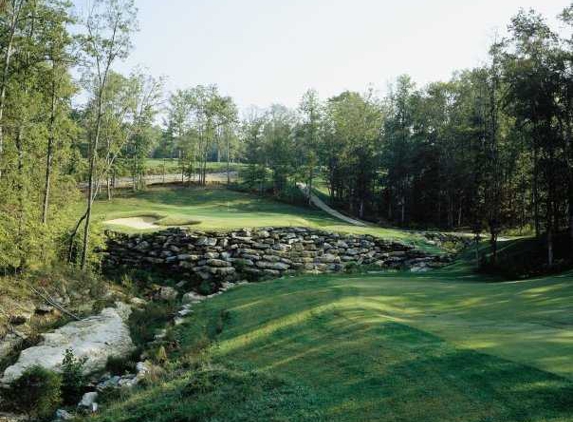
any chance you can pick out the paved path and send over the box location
[297,182,368,227]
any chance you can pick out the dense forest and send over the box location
[0,0,572,274]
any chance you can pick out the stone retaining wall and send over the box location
[103,227,448,290]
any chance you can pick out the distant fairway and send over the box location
[93,186,434,250]
[89,268,573,422]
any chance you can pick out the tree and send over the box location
[75,0,137,269]
[297,89,322,205]
[383,76,416,224]
[166,85,236,186]
[0,0,28,181]
[40,0,76,225]
[0,0,79,271]
[503,8,565,265]
[241,107,266,193]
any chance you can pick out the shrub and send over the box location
[344,261,361,274]
[6,366,62,420]
[216,310,231,335]
[198,280,215,295]
[129,301,178,347]
[106,353,138,375]
[61,348,87,404]
[153,345,168,365]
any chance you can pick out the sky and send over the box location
[74,0,570,110]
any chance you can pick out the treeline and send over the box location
[0,0,163,272]
[162,6,573,271]
[226,6,571,266]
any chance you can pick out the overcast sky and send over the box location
[75,0,570,110]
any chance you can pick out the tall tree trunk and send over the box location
[474,234,481,269]
[42,68,57,224]
[0,0,24,180]
[226,134,231,185]
[400,195,405,225]
[308,166,314,207]
[80,93,104,269]
[107,175,112,199]
[533,151,540,238]
[547,223,554,267]
[15,126,25,269]
[567,113,573,254]
[490,230,498,265]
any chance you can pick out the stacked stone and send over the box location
[104,227,448,284]
[421,232,473,249]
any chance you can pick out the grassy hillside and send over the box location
[87,268,573,422]
[92,186,435,251]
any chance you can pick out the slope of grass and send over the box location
[87,267,573,422]
[92,186,435,251]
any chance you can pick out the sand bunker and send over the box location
[106,216,160,230]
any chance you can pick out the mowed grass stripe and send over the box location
[89,272,573,422]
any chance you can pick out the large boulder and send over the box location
[0,303,134,386]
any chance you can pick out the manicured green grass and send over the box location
[93,186,434,250]
[88,268,573,422]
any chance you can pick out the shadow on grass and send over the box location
[213,300,573,422]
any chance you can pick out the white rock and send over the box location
[78,392,98,413]
[136,361,150,376]
[130,297,147,308]
[0,334,24,362]
[0,412,27,422]
[55,409,74,420]
[411,265,431,273]
[182,292,205,304]
[154,329,167,340]
[178,308,193,317]
[157,286,178,301]
[0,304,134,385]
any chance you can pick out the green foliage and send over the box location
[106,350,140,375]
[129,301,178,348]
[61,348,88,404]
[6,366,62,420]
[106,356,133,375]
[198,280,215,296]
[478,233,573,279]
[152,345,168,365]
[166,85,238,187]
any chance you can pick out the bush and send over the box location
[6,366,62,420]
[106,352,138,375]
[344,262,361,274]
[61,348,87,404]
[129,301,178,347]
[198,280,215,295]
